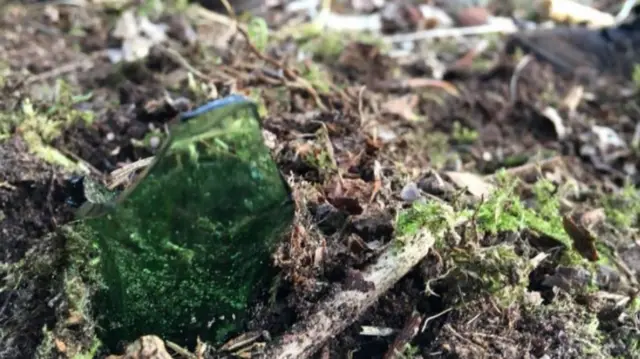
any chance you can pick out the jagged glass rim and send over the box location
[76,94,293,218]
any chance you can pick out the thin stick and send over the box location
[109,156,155,189]
[262,214,467,359]
[509,54,533,104]
[234,26,328,111]
[166,340,197,359]
[383,21,518,44]
[156,45,214,83]
[383,310,422,359]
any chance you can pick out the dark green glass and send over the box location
[73,95,294,350]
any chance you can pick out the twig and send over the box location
[509,54,533,104]
[235,26,328,111]
[357,86,366,126]
[58,147,102,177]
[165,340,197,359]
[383,21,518,43]
[616,0,638,23]
[449,39,490,70]
[219,331,263,353]
[373,78,459,97]
[261,212,468,359]
[369,160,382,203]
[218,0,236,18]
[484,155,565,180]
[23,57,94,86]
[383,310,422,359]
[109,156,155,189]
[443,324,487,353]
[156,45,220,83]
[421,307,454,333]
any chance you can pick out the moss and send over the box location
[186,73,217,103]
[528,295,609,357]
[404,130,449,169]
[247,88,268,117]
[476,171,569,246]
[71,337,102,359]
[448,243,530,306]
[299,62,332,94]
[33,327,55,359]
[633,64,640,90]
[296,28,387,64]
[603,182,640,229]
[247,17,269,53]
[395,200,464,239]
[451,121,478,145]
[0,80,94,170]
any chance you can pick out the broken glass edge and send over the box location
[75,95,293,220]
[71,94,296,346]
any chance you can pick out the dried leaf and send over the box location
[381,95,419,121]
[54,338,67,353]
[563,215,599,261]
[66,310,84,325]
[445,171,494,199]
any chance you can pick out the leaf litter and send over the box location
[0,1,639,359]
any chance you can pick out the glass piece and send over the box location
[73,95,294,350]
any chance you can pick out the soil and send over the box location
[0,2,639,359]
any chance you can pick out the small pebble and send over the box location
[400,182,421,203]
[149,136,161,149]
[418,174,455,197]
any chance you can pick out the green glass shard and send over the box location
[73,96,294,349]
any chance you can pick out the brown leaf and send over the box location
[381,95,419,121]
[55,338,67,353]
[66,310,84,325]
[563,215,599,261]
